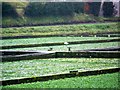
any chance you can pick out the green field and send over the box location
[2,3,120,89]
[2,22,119,37]
[1,21,120,89]
[1,58,118,80]
[2,72,119,88]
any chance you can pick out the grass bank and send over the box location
[2,14,103,28]
[2,12,120,28]
[2,72,119,88]
[2,22,119,37]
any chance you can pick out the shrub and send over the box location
[24,2,45,17]
[88,2,101,16]
[103,1,114,17]
[44,2,74,16]
[2,2,18,17]
[73,2,84,14]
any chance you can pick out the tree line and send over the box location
[2,2,115,18]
